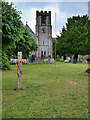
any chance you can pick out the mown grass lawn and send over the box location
[2,62,88,118]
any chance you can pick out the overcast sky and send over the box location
[7,0,89,37]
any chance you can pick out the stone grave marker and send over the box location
[33,60,36,64]
[57,55,60,61]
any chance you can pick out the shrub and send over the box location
[2,51,11,70]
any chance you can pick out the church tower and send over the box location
[35,11,53,58]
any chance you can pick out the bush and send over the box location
[2,51,11,70]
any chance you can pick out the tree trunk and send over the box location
[73,54,78,63]
[74,54,78,61]
[63,56,66,61]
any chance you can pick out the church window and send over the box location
[44,51,46,56]
[41,15,46,25]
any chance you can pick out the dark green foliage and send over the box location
[2,1,23,53]
[2,51,11,70]
[2,1,37,69]
[56,15,89,57]
[14,26,37,58]
[2,1,23,70]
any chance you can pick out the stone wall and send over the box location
[35,11,53,58]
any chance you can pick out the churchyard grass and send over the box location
[2,62,88,118]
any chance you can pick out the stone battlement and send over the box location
[36,11,51,16]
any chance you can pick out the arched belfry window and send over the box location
[41,15,46,25]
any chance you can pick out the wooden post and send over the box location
[17,52,22,90]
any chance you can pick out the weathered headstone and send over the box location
[57,55,60,61]
[50,58,55,62]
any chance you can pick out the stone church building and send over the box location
[26,10,53,59]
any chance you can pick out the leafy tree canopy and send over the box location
[55,15,89,57]
[2,1,37,69]
[13,26,37,58]
[2,1,23,53]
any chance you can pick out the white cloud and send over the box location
[43,4,66,35]
[5,1,88,37]
[21,3,66,37]
[6,0,89,2]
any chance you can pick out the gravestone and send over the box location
[78,55,82,62]
[64,60,69,63]
[66,57,70,61]
[41,59,44,64]
[38,59,41,64]
[57,55,60,61]
[33,60,36,64]
[61,56,64,61]
[82,60,88,64]
[71,56,76,63]
[50,58,55,62]
[47,58,51,64]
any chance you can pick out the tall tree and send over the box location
[2,1,23,53]
[2,1,37,69]
[14,26,37,58]
[56,15,89,60]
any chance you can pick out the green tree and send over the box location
[14,26,37,58]
[2,1,37,69]
[56,15,89,60]
[2,1,23,69]
[2,1,23,53]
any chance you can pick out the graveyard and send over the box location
[1,1,89,119]
[2,62,88,118]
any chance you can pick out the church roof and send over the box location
[26,22,34,35]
